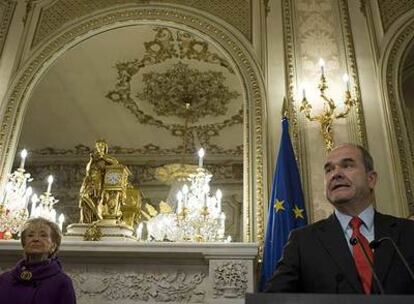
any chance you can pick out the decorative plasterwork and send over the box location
[105,27,242,154]
[383,20,414,213]
[136,62,238,121]
[213,261,247,298]
[378,0,414,32]
[31,0,252,48]
[71,270,206,302]
[0,5,266,244]
[0,0,16,56]
[28,143,243,157]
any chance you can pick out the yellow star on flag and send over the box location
[274,199,285,213]
[292,205,304,219]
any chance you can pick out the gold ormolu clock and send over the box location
[103,165,130,190]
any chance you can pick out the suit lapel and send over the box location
[372,212,400,293]
[316,214,362,292]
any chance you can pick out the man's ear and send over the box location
[368,170,378,189]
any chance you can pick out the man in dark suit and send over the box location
[265,144,414,294]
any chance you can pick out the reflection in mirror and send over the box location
[12,25,244,240]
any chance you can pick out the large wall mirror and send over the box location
[12,24,244,240]
[0,5,265,242]
[1,6,267,243]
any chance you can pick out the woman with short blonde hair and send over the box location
[0,217,76,304]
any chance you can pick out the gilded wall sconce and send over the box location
[299,59,356,152]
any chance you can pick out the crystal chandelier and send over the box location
[0,149,65,240]
[29,175,65,230]
[139,148,229,242]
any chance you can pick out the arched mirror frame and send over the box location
[380,10,414,215]
[0,4,268,243]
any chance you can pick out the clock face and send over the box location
[105,172,122,185]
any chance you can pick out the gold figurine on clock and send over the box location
[78,139,142,228]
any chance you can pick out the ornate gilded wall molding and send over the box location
[359,0,367,17]
[378,0,414,33]
[0,0,16,56]
[0,5,266,244]
[338,0,368,149]
[29,142,243,157]
[31,0,252,48]
[382,19,414,213]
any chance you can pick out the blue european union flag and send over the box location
[259,117,307,291]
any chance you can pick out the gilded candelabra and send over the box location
[299,59,356,152]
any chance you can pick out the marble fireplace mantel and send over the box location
[0,241,258,304]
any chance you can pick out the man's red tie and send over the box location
[350,217,374,294]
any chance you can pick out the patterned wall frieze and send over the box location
[0,5,265,246]
[0,0,16,57]
[378,0,414,32]
[28,143,243,157]
[24,161,243,188]
[384,20,414,213]
[1,246,257,304]
[213,261,248,298]
[70,270,206,303]
[31,0,252,49]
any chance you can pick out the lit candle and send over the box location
[0,183,11,205]
[343,73,350,91]
[52,209,57,221]
[203,184,210,208]
[146,222,152,241]
[24,187,32,209]
[198,148,205,168]
[176,191,183,213]
[136,223,143,240]
[58,214,65,231]
[319,58,325,76]
[219,212,226,237]
[216,189,222,213]
[30,194,38,217]
[19,149,28,169]
[3,183,12,209]
[182,184,189,207]
[46,175,54,193]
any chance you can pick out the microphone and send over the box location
[350,236,385,294]
[370,237,414,282]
